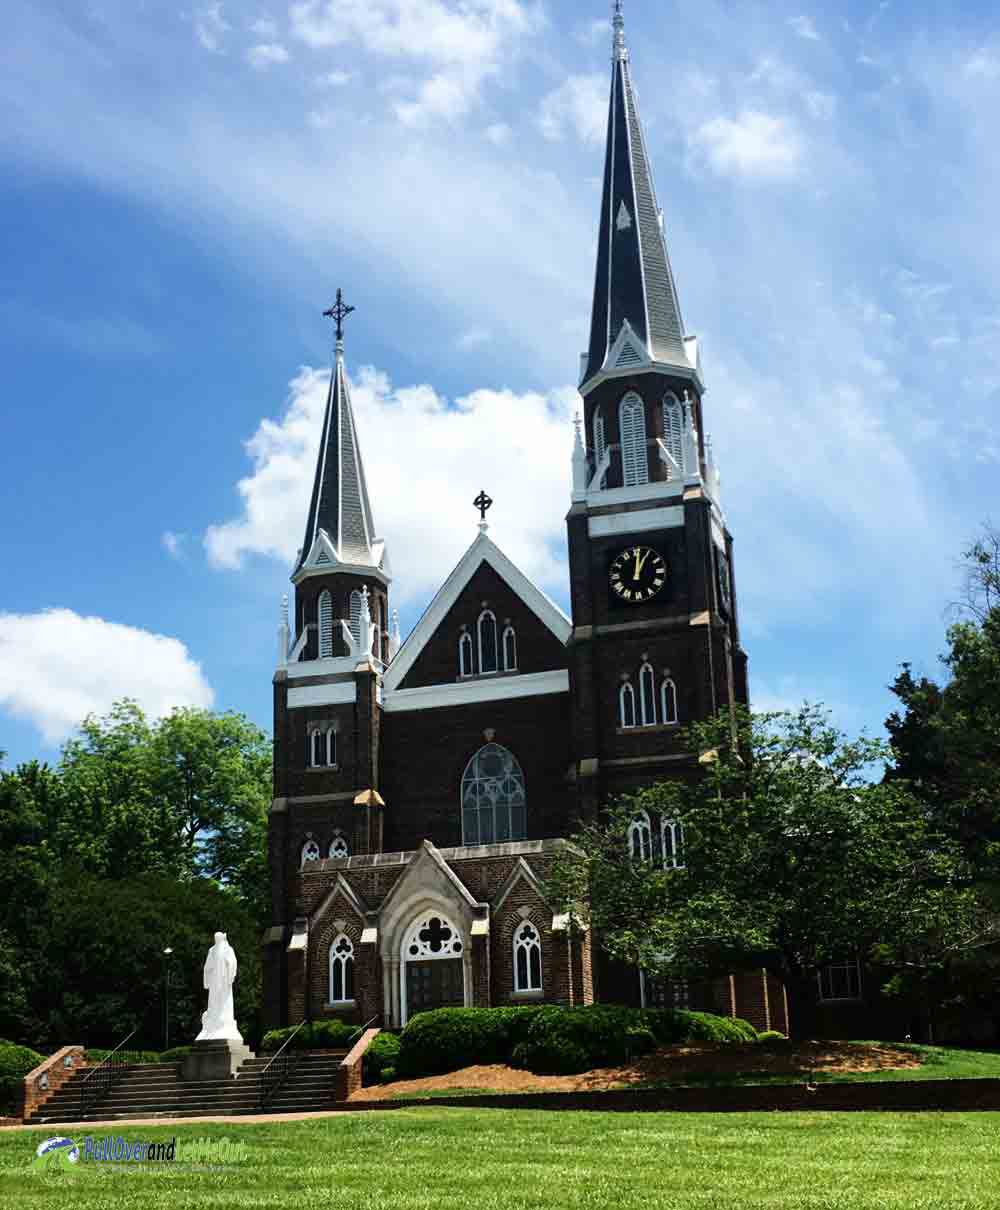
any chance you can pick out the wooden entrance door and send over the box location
[406,959,465,1018]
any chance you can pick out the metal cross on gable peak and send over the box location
[474,489,493,525]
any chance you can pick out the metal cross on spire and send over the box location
[323,289,356,343]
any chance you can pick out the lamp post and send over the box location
[163,947,174,1052]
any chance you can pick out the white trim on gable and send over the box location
[384,670,568,713]
[310,873,370,924]
[494,857,549,912]
[382,531,572,692]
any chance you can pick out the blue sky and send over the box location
[1,0,997,765]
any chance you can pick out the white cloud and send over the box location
[315,69,352,87]
[484,121,510,144]
[247,42,290,69]
[538,73,606,145]
[251,17,279,38]
[0,610,214,745]
[194,2,230,52]
[204,364,575,603]
[289,0,541,125]
[689,111,802,179]
[789,15,821,42]
[575,17,609,47]
[964,49,1000,79]
[162,531,186,559]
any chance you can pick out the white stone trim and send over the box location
[288,681,357,709]
[584,478,684,510]
[384,669,568,713]
[288,655,359,680]
[587,505,684,539]
[383,531,571,691]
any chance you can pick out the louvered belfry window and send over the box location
[663,393,684,475]
[318,590,334,658]
[619,393,649,487]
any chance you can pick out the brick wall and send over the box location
[20,1046,86,1122]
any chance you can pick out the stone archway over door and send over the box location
[401,913,467,1025]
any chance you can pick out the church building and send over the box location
[262,6,786,1036]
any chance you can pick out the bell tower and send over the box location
[567,2,749,818]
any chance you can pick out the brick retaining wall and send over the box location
[19,1046,86,1122]
[352,1077,1000,1114]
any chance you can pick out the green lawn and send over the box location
[5,1109,1000,1209]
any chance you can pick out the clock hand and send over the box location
[633,550,650,581]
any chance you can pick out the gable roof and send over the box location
[382,528,572,692]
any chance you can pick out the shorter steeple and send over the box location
[294,293,389,582]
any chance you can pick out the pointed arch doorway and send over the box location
[402,913,466,1024]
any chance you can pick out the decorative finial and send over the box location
[612,0,627,62]
[474,489,493,532]
[323,288,355,355]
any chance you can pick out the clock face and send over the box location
[609,546,667,604]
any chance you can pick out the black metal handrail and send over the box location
[258,1019,307,1107]
[80,1026,139,1115]
[348,1015,379,1045]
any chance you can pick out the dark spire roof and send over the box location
[583,3,688,385]
[295,340,378,574]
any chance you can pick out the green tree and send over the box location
[550,705,991,1032]
[887,525,1000,871]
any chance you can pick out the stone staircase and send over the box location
[31,1050,350,1124]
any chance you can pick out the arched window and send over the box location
[513,920,542,993]
[310,730,325,767]
[619,682,637,729]
[639,662,657,725]
[619,393,649,487]
[593,409,607,484]
[662,818,684,869]
[663,393,684,475]
[461,743,527,845]
[329,834,349,859]
[329,934,355,1003]
[459,631,474,678]
[478,610,498,674]
[502,626,517,671]
[661,678,678,725]
[318,590,334,658]
[301,839,321,868]
[349,590,363,647]
[404,914,464,960]
[326,728,337,767]
[628,812,652,862]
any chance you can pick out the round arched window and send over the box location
[461,743,527,845]
[404,915,464,960]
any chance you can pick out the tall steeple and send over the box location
[293,292,388,581]
[582,2,693,388]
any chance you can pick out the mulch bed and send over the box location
[354,1041,921,1101]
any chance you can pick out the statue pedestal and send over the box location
[181,1039,254,1082]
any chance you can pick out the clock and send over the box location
[609,546,667,604]
[717,550,732,615]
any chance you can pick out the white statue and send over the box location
[195,932,243,1043]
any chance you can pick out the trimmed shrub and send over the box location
[157,1046,193,1064]
[0,1041,44,1114]
[363,1032,402,1085]
[397,1007,547,1078]
[645,1009,758,1046]
[512,1005,658,1076]
[756,1030,788,1045]
[260,1019,358,1052]
[85,1048,161,1065]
